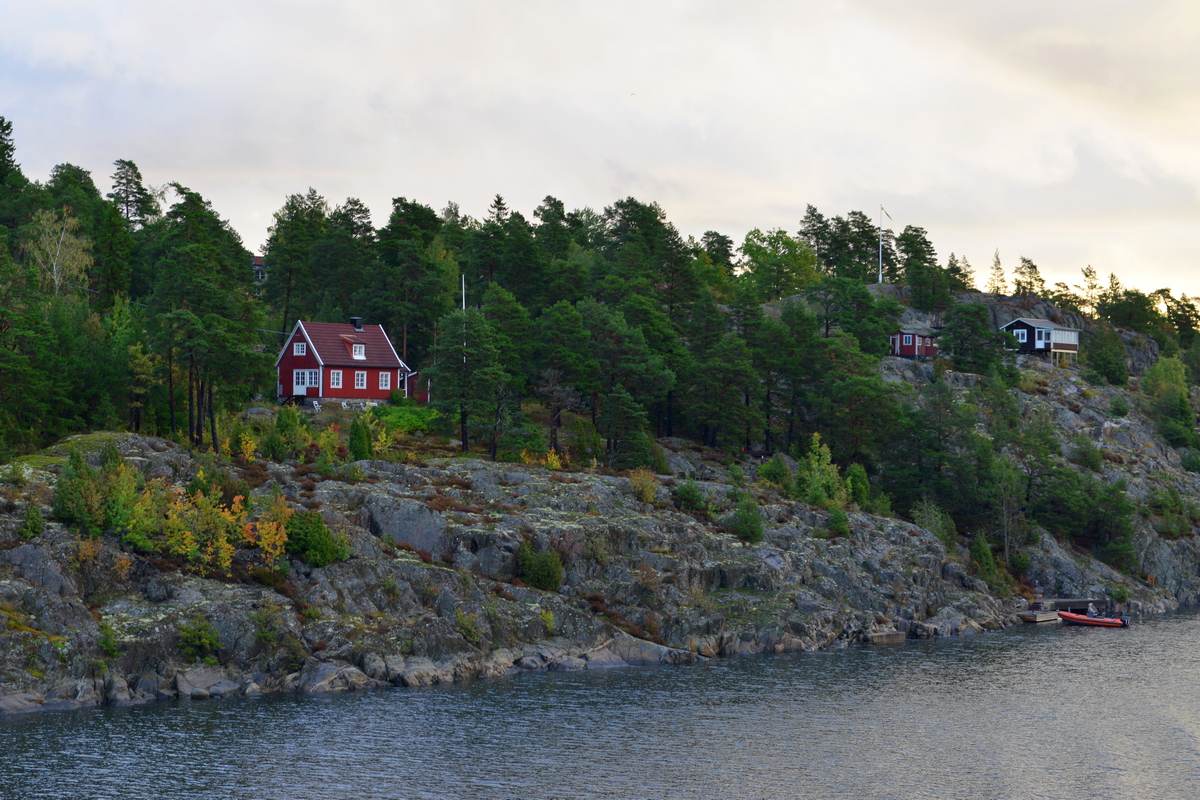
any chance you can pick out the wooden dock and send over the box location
[865,630,907,645]
[1018,598,1109,623]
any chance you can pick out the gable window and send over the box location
[352,344,365,360]
[355,371,367,389]
[379,372,391,391]
[293,342,306,356]
[330,370,342,389]
[903,334,912,345]
[1013,329,1027,343]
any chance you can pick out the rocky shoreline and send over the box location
[0,430,1192,715]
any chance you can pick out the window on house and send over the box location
[293,369,319,388]
[352,344,365,360]
[379,372,390,391]
[330,370,342,389]
[1013,329,1027,342]
[355,371,367,389]
[903,335,912,345]
[1037,329,1047,342]
[293,342,306,356]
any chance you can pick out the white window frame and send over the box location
[355,370,367,389]
[379,371,391,391]
[293,369,319,389]
[330,370,342,389]
[352,344,366,360]
[1013,329,1027,343]
[903,334,912,345]
[293,341,306,356]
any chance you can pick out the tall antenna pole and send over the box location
[878,205,892,284]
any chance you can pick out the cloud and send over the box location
[1,1,1198,294]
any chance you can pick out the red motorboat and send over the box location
[1058,610,1130,628]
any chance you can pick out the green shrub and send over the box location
[970,534,1001,590]
[284,510,350,567]
[1111,584,1129,603]
[676,478,705,511]
[1181,449,1200,473]
[53,449,104,536]
[276,406,303,437]
[1109,395,1130,418]
[757,455,793,494]
[348,417,374,461]
[1088,327,1128,386]
[497,423,547,464]
[96,623,123,659]
[845,463,870,508]
[1,462,28,487]
[729,497,764,543]
[186,469,249,511]
[370,404,441,435]
[1069,435,1103,472]
[259,429,290,462]
[178,618,220,662]
[516,540,563,591]
[17,505,44,540]
[1008,550,1030,576]
[1157,418,1198,449]
[913,498,956,547]
[388,389,407,405]
[826,507,850,538]
[455,610,483,646]
[728,464,745,487]
[628,468,660,502]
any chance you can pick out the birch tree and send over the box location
[23,207,91,295]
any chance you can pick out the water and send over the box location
[4,611,1200,800]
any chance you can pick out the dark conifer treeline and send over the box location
[4,115,1200,568]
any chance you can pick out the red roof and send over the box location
[276,321,410,371]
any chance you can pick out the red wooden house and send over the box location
[889,325,939,360]
[275,318,414,403]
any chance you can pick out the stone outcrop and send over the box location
[1,397,1196,715]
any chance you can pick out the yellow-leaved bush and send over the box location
[127,477,246,572]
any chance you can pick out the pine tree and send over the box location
[425,308,504,452]
[985,250,1006,295]
[107,159,158,226]
[1012,256,1045,309]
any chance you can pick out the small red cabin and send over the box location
[276,318,413,403]
[889,326,939,360]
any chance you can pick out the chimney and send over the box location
[350,316,363,331]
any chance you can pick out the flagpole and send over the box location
[878,205,892,284]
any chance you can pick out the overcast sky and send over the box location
[3,1,1198,295]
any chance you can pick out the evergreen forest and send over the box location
[4,114,1200,575]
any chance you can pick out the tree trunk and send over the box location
[208,382,219,454]
[460,407,469,452]
[167,347,176,436]
[666,390,674,438]
[549,400,560,452]
[187,357,195,446]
